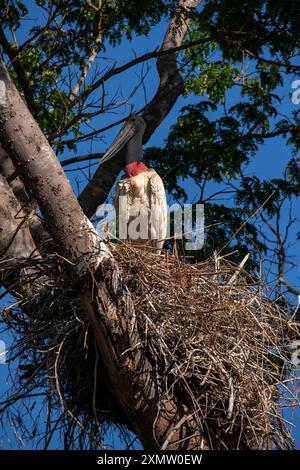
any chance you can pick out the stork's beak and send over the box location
[100,120,137,165]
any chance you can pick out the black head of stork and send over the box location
[100,115,148,177]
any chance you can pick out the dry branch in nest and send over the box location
[0,244,299,449]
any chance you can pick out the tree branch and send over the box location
[259,206,300,298]
[250,125,299,140]
[279,277,300,297]
[69,35,211,109]
[0,173,41,283]
[71,1,104,99]
[0,27,35,113]
[0,144,36,211]
[0,144,50,251]
[61,153,103,167]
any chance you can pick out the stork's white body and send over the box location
[100,115,167,252]
[113,168,167,253]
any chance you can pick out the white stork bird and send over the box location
[100,115,167,253]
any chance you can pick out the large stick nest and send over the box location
[0,244,299,449]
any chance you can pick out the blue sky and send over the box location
[0,1,300,450]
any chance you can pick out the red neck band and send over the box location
[124,161,148,177]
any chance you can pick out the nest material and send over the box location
[112,245,298,449]
[1,244,299,449]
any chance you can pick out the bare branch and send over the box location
[217,35,300,71]
[0,144,50,252]
[70,35,212,109]
[0,144,33,212]
[259,205,300,298]
[279,277,300,297]
[0,27,35,113]
[227,253,250,285]
[0,173,41,275]
[15,5,62,56]
[71,1,104,98]
[53,114,130,146]
[250,125,299,140]
[85,0,101,12]
[61,153,103,167]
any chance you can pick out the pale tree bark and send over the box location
[0,173,39,270]
[78,0,201,218]
[0,172,44,308]
[0,144,33,211]
[0,144,48,250]
[71,0,103,99]
[0,51,208,449]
